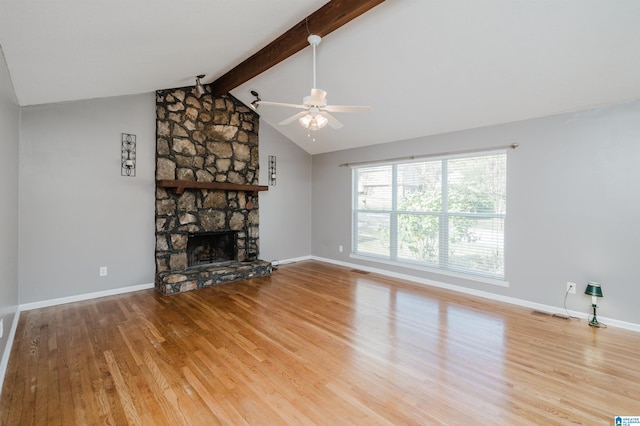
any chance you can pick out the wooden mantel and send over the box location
[157,180,268,195]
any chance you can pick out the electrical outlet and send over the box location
[99,266,108,277]
[339,245,344,253]
[566,282,576,294]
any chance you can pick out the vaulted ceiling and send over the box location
[2,0,639,154]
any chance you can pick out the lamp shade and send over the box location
[584,281,603,298]
[309,113,328,130]
[298,113,313,128]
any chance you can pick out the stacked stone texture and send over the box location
[155,85,270,295]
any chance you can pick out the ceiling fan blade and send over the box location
[323,112,343,129]
[279,111,309,126]
[310,88,327,104]
[324,105,373,113]
[258,100,306,109]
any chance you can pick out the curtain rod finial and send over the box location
[511,143,519,149]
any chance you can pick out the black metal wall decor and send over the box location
[268,155,276,185]
[121,133,136,176]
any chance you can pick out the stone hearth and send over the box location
[157,260,272,295]
[154,85,271,295]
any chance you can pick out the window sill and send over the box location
[349,253,509,287]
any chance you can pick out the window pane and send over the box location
[397,213,439,264]
[447,154,506,214]
[355,212,390,257]
[397,162,441,212]
[448,216,504,278]
[356,165,392,210]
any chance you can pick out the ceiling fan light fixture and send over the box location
[258,34,370,134]
[299,112,328,130]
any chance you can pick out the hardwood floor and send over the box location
[1,260,639,425]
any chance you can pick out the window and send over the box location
[352,151,506,280]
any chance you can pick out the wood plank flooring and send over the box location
[1,260,639,425]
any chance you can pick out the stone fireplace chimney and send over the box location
[154,86,271,295]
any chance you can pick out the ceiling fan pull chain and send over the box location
[307,129,316,142]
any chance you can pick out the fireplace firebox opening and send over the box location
[187,231,238,267]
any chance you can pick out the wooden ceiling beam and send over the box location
[210,0,386,96]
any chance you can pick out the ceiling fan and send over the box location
[257,34,372,134]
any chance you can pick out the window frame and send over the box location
[351,150,507,284]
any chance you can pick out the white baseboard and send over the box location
[0,309,21,395]
[19,282,155,312]
[311,256,640,333]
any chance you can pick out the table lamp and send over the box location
[584,281,603,327]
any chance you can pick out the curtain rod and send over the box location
[338,143,519,168]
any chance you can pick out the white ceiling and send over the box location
[2,1,640,155]
[0,0,326,104]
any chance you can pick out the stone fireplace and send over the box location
[154,85,271,295]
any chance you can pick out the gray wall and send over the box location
[0,47,20,370]
[19,94,156,303]
[258,121,312,262]
[312,100,640,325]
[8,87,640,327]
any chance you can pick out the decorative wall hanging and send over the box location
[268,155,276,186]
[121,133,136,176]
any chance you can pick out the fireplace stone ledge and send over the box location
[156,260,272,295]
